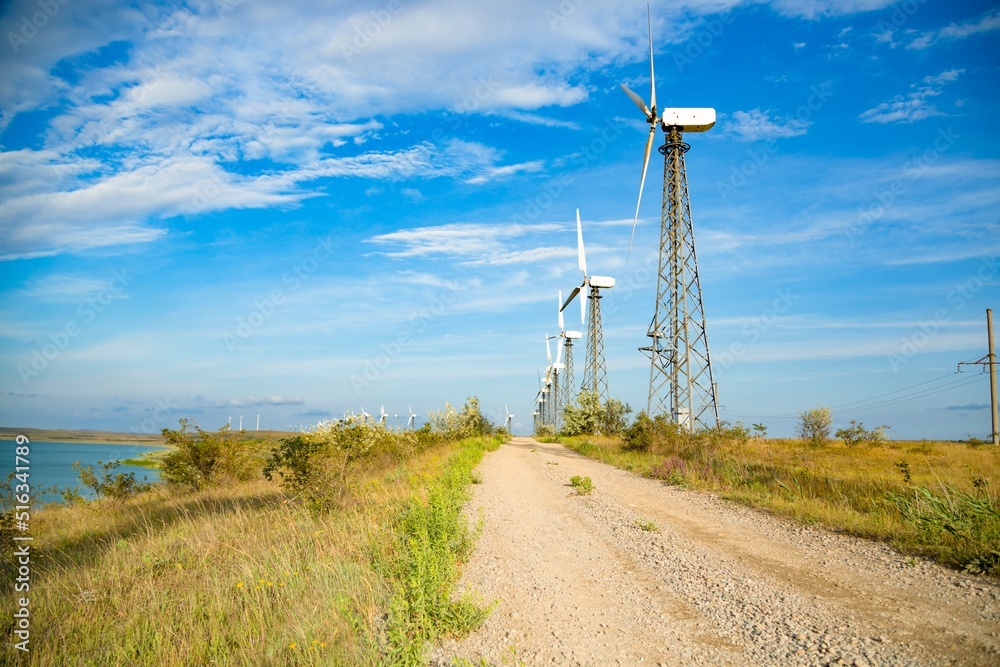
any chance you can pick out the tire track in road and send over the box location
[431,438,1000,666]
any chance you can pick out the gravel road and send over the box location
[429,437,1000,666]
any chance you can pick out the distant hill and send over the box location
[0,427,166,445]
[0,426,297,446]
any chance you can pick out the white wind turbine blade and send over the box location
[647,2,657,114]
[624,3,660,265]
[620,83,650,119]
[545,334,552,364]
[576,209,587,276]
[555,337,564,367]
[580,281,587,325]
[627,124,656,263]
[561,285,581,313]
[558,290,564,331]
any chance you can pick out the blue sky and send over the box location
[0,0,997,439]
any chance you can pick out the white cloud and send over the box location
[765,0,895,19]
[858,70,963,124]
[466,160,546,185]
[0,0,963,262]
[21,274,127,302]
[367,221,563,260]
[462,246,577,267]
[724,109,811,141]
[907,8,1000,49]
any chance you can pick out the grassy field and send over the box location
[553,432,1000,574]
[1,422,502,665]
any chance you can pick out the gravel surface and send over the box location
[429,437,1000,666]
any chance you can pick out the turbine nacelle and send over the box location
[589,276,615,289]
[660,108,716,133]
[565,330,583,339]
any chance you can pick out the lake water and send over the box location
[1,440,165,505]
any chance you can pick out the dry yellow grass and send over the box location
[560,434,1000,572]
[1,437,478,666]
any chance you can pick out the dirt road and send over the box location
[430,437,1000,666]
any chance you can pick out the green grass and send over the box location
[0,434,503,665]
[119,458,159,468]
[569,475,593,495]
[558,434,1000,574]
[634,518,658,532]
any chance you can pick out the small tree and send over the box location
[264,414,414,512]
[797,406,833,446]
[428,396,494,440]
[72,460,151,504]
[561,392,602,436]
[752,423,768,440]
[160,419,258,489]
[561,392,633,436]
[601,398,633,436]
[836,420,890,447]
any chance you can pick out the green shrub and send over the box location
[634,518,658,532]
[160,418,260,489]
[263,414,410,512]
[72,460,151,504]
[561,391,633,436]
[533,423,555,438]
[836,420,890,447]
[569,475,593,495]
[427,396,495,441]
[797,406,833,446]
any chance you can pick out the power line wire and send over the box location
[835,375,986,415]
[758,312,984,382]
[725,371,986,420]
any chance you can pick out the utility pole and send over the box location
[958,308,998,445]
[989,308,998,445]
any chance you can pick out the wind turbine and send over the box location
[556,289,583,411]
[504,404,513,431]
[532,366,548,433]
[561,209,614,402]
[622,4,720,430]
[407,405,418,428]
[379,404,388,426]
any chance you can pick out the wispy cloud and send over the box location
[367,221,563,260]
[466,160,545,185]
[767,0,896,19]
[858,69,964,124]
[723,109,810,141]
[21,274,127,302]
[462,246,576,267]
[908,8,1000,49]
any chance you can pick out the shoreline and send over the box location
[0,427,167,447]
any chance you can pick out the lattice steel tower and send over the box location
[557,290,582,411]
[639,127,719,428]
[582,287,609,401]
